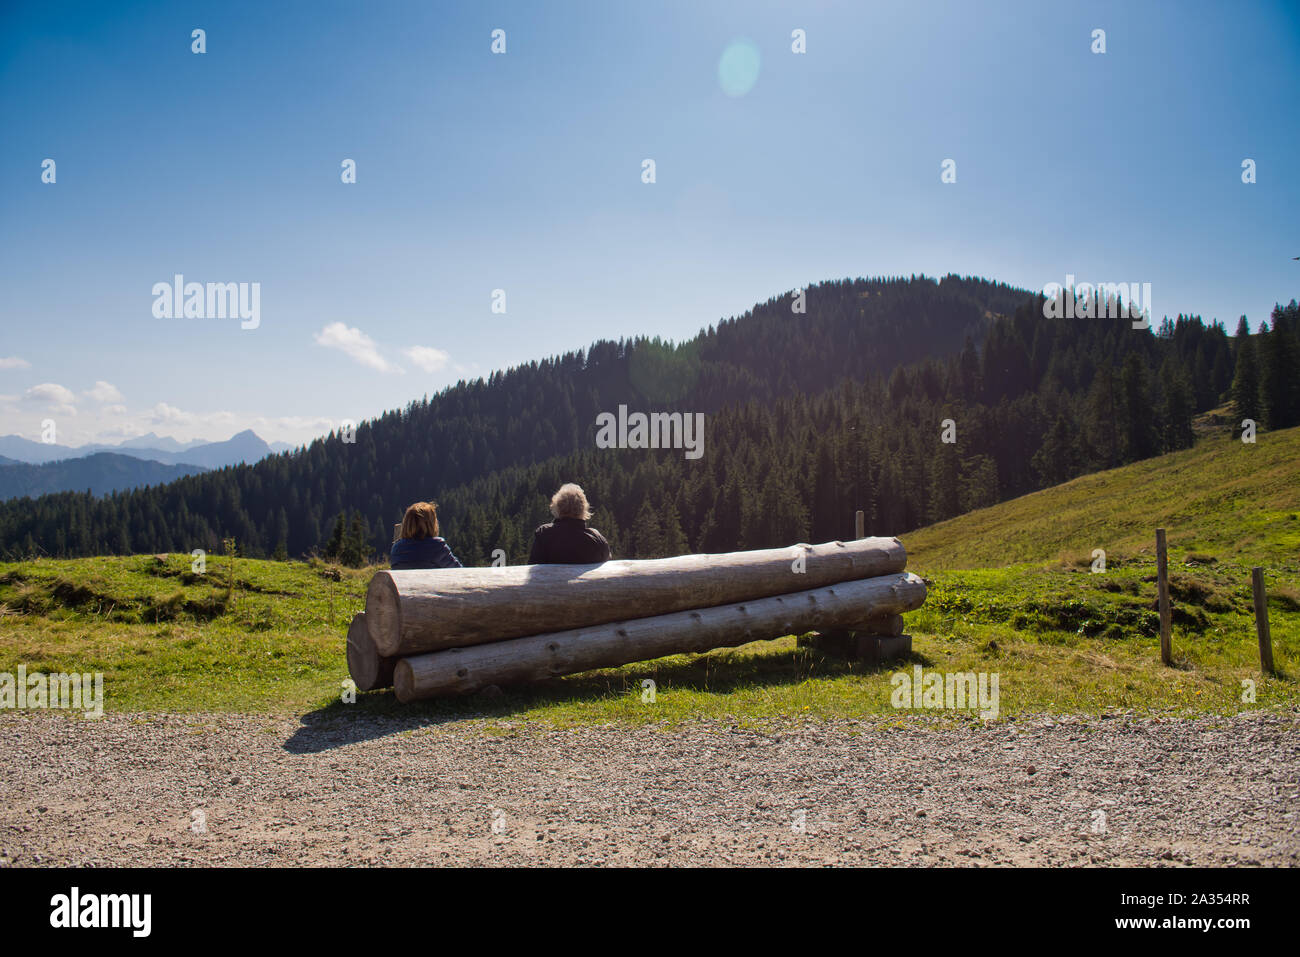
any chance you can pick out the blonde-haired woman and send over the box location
[528,483,611,564]
[390,501,464,570]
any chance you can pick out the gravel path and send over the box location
[2,709,1296,866]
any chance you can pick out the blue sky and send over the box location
[1,0,1297,446]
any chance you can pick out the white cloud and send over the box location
[404,345,451,372]
[84,380,124,403]
[149,401,194,425]
[314,322,392,372]
[24,382,77,415]
[0,364,368,448]
[0,395,370,450]
[0,369,400,449]
[0,357,31,370]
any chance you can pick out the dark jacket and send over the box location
[390,536,463,570]
[528,517,611,565]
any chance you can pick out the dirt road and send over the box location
[2,709,1296,866]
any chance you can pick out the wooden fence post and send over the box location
[1156,528,1172,665]
[855,510,865,541]
[1251,566,1275,675]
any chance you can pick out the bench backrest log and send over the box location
[365,537,908,657]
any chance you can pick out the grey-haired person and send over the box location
[528,483,612,564]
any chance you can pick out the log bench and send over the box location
[346,537,926,701]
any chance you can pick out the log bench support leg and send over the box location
[797,612,912,665]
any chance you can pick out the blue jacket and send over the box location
[390,536,463,570]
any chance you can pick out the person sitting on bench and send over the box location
[529,483,612,564]
[390,501,464,570]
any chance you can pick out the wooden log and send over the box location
[394,571,927,701]
[367,537,909,657]
[346,612,397,692]
[1251,566,1275,675]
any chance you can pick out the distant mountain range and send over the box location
[0,429,289,469]
[0,453,209,501]
[117,432,209,453]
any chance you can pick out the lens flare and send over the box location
[718,39,760,97]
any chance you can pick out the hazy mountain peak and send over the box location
[0,429,275,469]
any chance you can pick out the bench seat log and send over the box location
[394,571,926,701]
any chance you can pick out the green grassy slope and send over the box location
[0,429,1295,721]
[0,556,369,711]
[895,426,1298,722]
[907,426,1300,572]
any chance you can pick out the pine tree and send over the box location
[660,497,689,556]
[957,334,981,400]
[959,455,999,512]
[628,498,663,558]
[1031,413,1081,486]
[810,441,840,541]
[1119,353,1157,461]
[338,511,370,567]
[928,443,961,521]
[1231,316,1262,431]
[750,469,809,548]
[1258,308,1300,429]
[1158,360,1195,451]
[274,507,290,559]
[701,474,743,553]
[323,514,345,561]
[1083,365,1121,469]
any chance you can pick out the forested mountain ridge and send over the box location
[2,277,1297,562]
[0,453,207,501]
[426,299,1298,565]
[0,275,1028,557]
